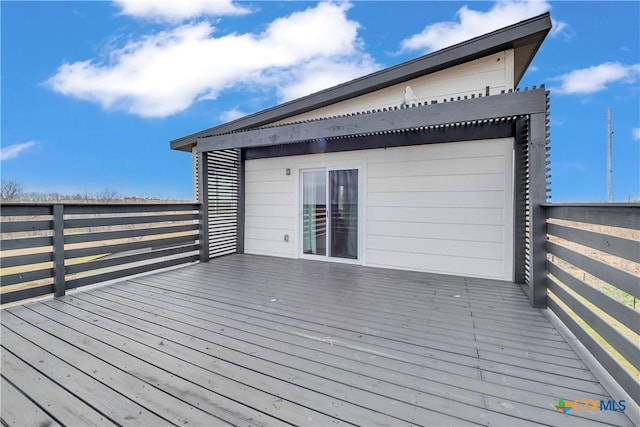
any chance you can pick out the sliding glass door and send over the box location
[302,168,358,260]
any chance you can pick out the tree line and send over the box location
[1,180,169,203]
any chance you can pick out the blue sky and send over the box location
[1,0,639,201]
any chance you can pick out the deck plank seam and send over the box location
[7,307,282,427]
[60,293,488,426]
[128,274,567,345]
[125,278,592,367]
[75,287,613,418]
[146,265,558,328]
[0,372,65,427]
[1,320,175,427]
[42,298,433,427]
[63,294,592,427]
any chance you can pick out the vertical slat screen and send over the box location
[207,149,239,257]
[513,117,529,285]
[515,89,551,307]
[193,146,199,201]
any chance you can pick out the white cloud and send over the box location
[633,127,640,141]
[268,56,380,102]
[114,0,250,22]
[1,141,37,161]
[46,2,379,118]
[220,108,247,123]
[550,62,640,94]
[400,0,567,53]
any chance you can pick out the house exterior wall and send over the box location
[244,137,514,281]
[273,50,514,126]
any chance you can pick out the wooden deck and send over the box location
[1,254,634,426]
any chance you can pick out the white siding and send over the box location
[244,157,298,257]
[274,50,514,125]
[244,138,514,281]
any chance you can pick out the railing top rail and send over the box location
[1,201,199,207]
[1,202,202,217]
[543,202,640,208]
[544,203,639,229]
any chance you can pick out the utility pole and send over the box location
[607,108,613,202]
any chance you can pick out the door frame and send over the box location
[298,165,364,265]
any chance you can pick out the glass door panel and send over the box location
[329,169,358,259]
[302,170,327,256]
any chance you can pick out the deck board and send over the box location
[0,375,62,427]
[1,254,634,426]
[1,347,115,427]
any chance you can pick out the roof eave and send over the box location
[171,12,551,152]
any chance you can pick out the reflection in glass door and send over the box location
[301,168,358,260]
[329,169,358,259]
[302,170,326,256]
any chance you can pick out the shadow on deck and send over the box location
[1,254,634,426]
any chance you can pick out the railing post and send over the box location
[198,150,210,262]
[52,204,65,297]
[529,112,548,308]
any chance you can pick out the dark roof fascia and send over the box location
[171,12,551,152]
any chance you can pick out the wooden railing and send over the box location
[544,203,639,403]
[1,203,201,304]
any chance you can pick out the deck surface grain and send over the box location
[1,254,634,426]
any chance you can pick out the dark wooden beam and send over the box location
[245,121,513,160]
[198,89,546,152]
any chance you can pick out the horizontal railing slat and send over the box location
[63,213,199,229]
[65,255,198,290]
[63,203,198,215]
[65,235,198,260]
[548,297,640,405]
[1,202,202,305]
[0,220,53,233]
[0,252,53,269]
[548,275,640,371]
[545,204,640,229]
[548,261,639,334]
[547,223,639,263]
[547,241,640,299]
[0,236,52,251]
[0,205,52,217]
[64,224,198,244]
[65,244,199,275]
[1,268,54,287]
[0,284,54,304]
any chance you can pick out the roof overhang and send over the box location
[171,12,551,152]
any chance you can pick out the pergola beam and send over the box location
[198,89,547,152]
